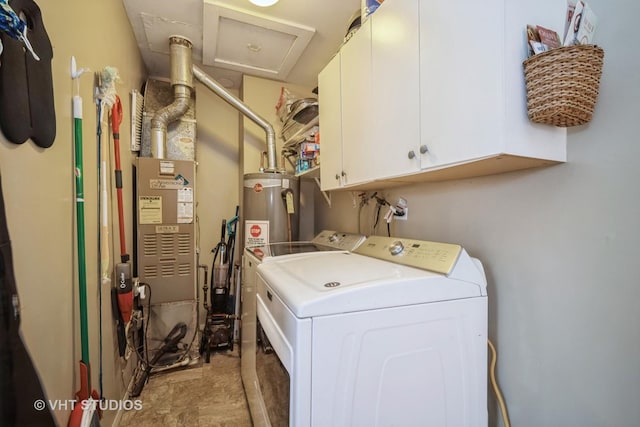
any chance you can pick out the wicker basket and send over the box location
[523,44,604,127]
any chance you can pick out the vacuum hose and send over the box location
[130,322,188,397]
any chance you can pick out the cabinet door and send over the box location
[340,19,373,186]
[419,0,502,169]
[319,53,344,191]
[369,0,421,179]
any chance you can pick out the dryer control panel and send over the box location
[354,235,462,275]
[311,230,366,251]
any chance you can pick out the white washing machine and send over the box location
[255,235,488,427]
[241,230,366,426]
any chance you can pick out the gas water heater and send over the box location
[243,172,300,246]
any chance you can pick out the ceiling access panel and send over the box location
[202,1,315,81]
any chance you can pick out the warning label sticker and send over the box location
[139,196,162,224]
[245,220,269,247]
[177,187,193,202]
[178,202,193,224]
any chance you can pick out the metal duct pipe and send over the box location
[150,36,194,159]
[192,65,278,172]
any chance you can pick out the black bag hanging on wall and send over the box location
[0,174,56,426]
[0,0,55,148]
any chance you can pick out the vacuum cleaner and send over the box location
[200,208,239,362]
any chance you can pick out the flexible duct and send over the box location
[150,36,194,159]
[192,65,278,172]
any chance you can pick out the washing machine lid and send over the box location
[257,251,487,318]
[245,230,366,261]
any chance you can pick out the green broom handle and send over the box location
[73,95,90,366]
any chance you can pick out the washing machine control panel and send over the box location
[354,235,462,275]
[388,240,405,255]
[311,230,366,251]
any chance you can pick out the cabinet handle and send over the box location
[407,150,416,159]
[335,173,340,180]
[420,145,429,154]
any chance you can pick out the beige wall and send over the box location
[193,81,241,292]
[0,1,145,425]
[0,2,249,426]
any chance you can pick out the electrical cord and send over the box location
[372,194,389,235]
[372,202,381,234]
[144,283,151,365]
[357,192,396,237]
[126,283,153,369]
[356,192,371,235]
[488,339,511,427]
[132,283,198,370]
[357,203,363,235]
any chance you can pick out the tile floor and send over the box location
[119,349,252,427]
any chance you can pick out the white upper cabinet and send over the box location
[318,53,343,191]
[418,0,504,169]
[339,18,373,187]
[369,0,421,179]
[319,0,567,191]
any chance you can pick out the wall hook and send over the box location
[70,56,90,80]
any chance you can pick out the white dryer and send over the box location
[241,230,366,426]
[255,235,488,427]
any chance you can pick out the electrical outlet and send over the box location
[395,207,408,221]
